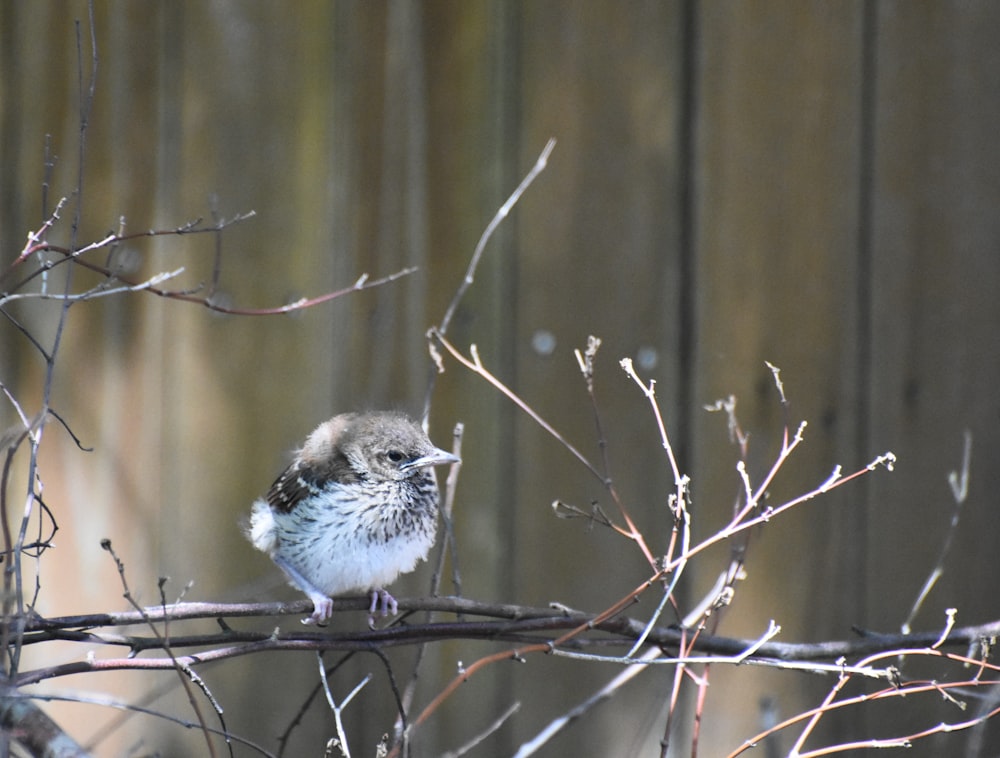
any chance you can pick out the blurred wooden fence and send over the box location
[2,2,999,755]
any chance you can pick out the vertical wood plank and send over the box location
[514,3,686,754]
[3,1,1000,755]
[867,4,1000,752]
[693,1,867,750]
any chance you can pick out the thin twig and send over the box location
[429,331,603,481]
[513,647,661,758]
[33,692,274,757]
[430,423,465,600]
[902,430,971,634]
[317,654,370,758]
[733,645,1000,758]
[573,340,657,569]
[443,701,520,758]
[438,139,555,336]
[422,139,556,420]
[6,235,414,317]
[100,540,222,758]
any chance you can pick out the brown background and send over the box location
[2,2,999,756]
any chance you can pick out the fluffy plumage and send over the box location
[248,412,459,625]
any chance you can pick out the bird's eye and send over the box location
[386,450,405,463]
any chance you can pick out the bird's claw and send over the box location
[367,588,398,628]
[302,595,334,626]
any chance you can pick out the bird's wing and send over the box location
[265,451,360,513]
[265,462,319,513]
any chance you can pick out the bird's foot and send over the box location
[272,554,334,626]
[367,588,398,628]
[299,594,333,626]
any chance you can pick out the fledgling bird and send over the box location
[247,411,459,626]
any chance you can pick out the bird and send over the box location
[247,411,460,626]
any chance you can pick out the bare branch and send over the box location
[902,430,972,634]
[438,139,556,335]
[318,655,370,758]
[428,330,603,481]
[0,695,91,758]
[100,540,222,758]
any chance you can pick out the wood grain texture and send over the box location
[2,1,999,755]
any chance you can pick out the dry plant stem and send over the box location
[0,696,91,758]
[730,647,1000,757]
[437,138,556,336]
[659,630,689,757]
[762,613,987,756]
[576,343,657,569]
[277,650,402,758]
[673,374,790,757]
[431,333,894,591]
[423,138,556,422]
[395,596,783,756]
[404,141,553,756]
[513,646,663,758]
[620,358,693,632]
[390,581,664,758]
[689,662,711,758]
[619,357,692,648]
[428,332,606,485]
[712,450,894,549]
[24,605,999,684]
[626,587,677,659]
[537,624,790,758]
[3,8,99,694]
[3,268,189,306]
[317,654,370,758]
[552,620,781,668]
[34,692,272,757]
[8,219,187,292]
[0,415,42,678]
[4,10,100,685]
[408,335,900,751]
[441,701,520,758]
[394,433,464,752]
[6,213,249,276]
[63,691,274,758]
[207,200,226,298]
[19,631,908,690]
[429,425,465,600]
[11,198,67,269]
[5,225,416,317]
[902,429,971,634]
[81,673,209,752]
[0,13,95,757]
[101,541,221,758]
[619,359,687,493]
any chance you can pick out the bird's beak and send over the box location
[402,448,461,472]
